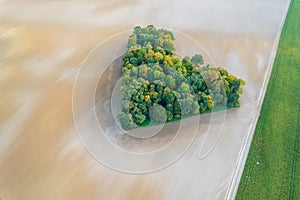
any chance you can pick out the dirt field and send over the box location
[0,0,289,199]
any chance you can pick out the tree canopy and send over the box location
[118,25,245,130]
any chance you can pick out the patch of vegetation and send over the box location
[236,0,300,199]
[118,25,245,130]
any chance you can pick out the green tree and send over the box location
[177,82,191,98]
[133,112,146,125]
[191,54,204,66]
[179,97,199,115]
[128,34,137,47]
[166,110,173,121]
[165,75,176,89]
[149,104,167,123]
[182,56,193,74]
[130,57,138,66]
[118,113,137,130]
[173,100,181,118]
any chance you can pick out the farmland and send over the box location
[0,0,291,199]
[237,0,300,199]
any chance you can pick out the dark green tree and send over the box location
[191,54,204,66]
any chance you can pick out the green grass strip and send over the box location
[236,0,300,199]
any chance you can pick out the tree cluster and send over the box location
[118,25,245,130]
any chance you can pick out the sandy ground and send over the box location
[0,0,289,199]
